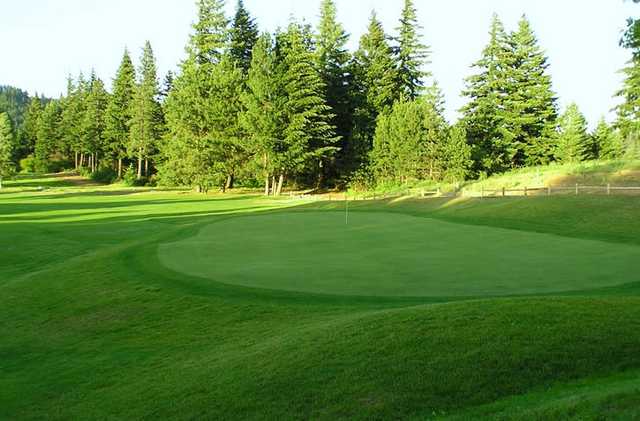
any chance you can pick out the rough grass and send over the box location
[2,175,640,420]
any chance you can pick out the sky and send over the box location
[1,0,637,127]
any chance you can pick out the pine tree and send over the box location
[315,0,354,181]
[555,103,591,163]
[21,97,43,157]
[370,96,448,184]
[440,124,472,182]
[105,49,136,177]
[82,72,109,172]
[275,23,339,192]
[229,0,258,74]
[351,11,398,168]
[60,76,86,169]
[0,113,14,188]
[130,41,162,179]
[460,14,514,175]
[190,0,229,65]
[162,1,244,192]
[241,33,282,195]
[35,100,62,172]
[593,118,624,160]
[395,0,431,100]
[507,16,558,166]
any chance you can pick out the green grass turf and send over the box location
[2,175,640,419]
[160,211,638,297]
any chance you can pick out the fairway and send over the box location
[159,211,639,297]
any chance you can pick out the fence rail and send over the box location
[298,183,640,202]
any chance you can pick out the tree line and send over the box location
[1,0,638,192]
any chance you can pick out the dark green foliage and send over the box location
[276,23,339,190]
[241,33,281,194]
[555,103,591,163]
[105,49,136,175]
[315,0,355,181]
[593,118,624,160]
[461,15,514,175]
[90,166,118,184]
[0,112,15,187]
[350,12,398,172]
[461,15,558,174]
[130,41,163,179]
[35,101,62,172]
[229,0,258,74]
[81,73,109,171]
[395,0,431,100]
[506,16,558,166]
[18,96,43,159]
[0,86,30,136]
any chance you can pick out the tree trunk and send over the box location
[79,154,84,168]
[137,149,143,180]
[145,159,149,177]
[75,152,78,169]
[264,175,270,196]
[263,154,270,196]
[118,158,123,178]
[276,174,284,196]
[271,176,277,196]
[225,174,234,191]
[88,155,93,173]
[0,176,3,189]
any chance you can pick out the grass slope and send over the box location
[2,175,640,419]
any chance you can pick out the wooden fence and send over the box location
[301,184,640,202]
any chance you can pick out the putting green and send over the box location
[158,212,638,297]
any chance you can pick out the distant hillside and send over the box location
[0,85,31,129]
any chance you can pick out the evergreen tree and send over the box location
[370,96,448,184]
[593,118,624,160]
[60,75,87,169]
[315,0,354,181]
[555,103,591,163]
[440,124,472,182]
[105,49,136,177]
[20,97,43,157]
[460,15,514,175]
[0,113,14,188]
[130,41,162,179]
[229,0,258,74]
[395,0,431,99]
[190,0,229,65]
[275,23,339,192]
[241,33,282,195]
[81,72,108,172]
[506,16,558,166]
[35,101,62,171]
[351,12,398,168]
[162,1,244,192]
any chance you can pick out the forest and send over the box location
[0,0,638,193]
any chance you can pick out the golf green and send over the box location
[159,211,639,297]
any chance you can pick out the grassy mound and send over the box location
[2,175,640,419]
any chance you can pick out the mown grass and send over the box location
[1,174,640,420]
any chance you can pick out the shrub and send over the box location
[122,165,147,187]
[90,167,118,184]
[19,155,37,173]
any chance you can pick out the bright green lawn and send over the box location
[2,175,640,420]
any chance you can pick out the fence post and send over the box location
[524,186,528,197]
[481,186,484,199]
[548,186,552,196]
[607,184,611,196]
[502,187,506,197]
[575,184,579,196]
